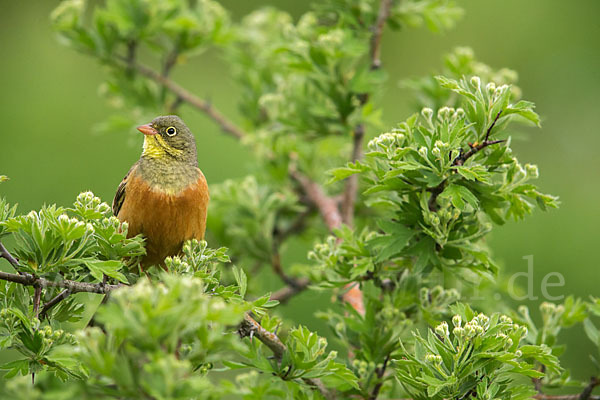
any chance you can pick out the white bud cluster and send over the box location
[367,130,405,152]
[317,28,344,47]
[493,84,510,101]
[452,315,462,328]
[525,163,539,179]
[435,321,450,338]
[470,76,481,91]
[425,353,443,364]
[421,107,434,121]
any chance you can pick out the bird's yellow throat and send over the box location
[142,135,183,159]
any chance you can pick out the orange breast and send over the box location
[117,170,209,268]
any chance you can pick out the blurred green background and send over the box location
[1,0,599,382]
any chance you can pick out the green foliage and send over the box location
[0,0,592,399]
[1,192,144,280]
[396,306,559,399]
[209,176,304,264]
[72,275,244,399]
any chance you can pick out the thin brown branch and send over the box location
[533,376,600,400]
[370,0,393,70]
[0,242,22,272]
[341,124,364,226]
[125,40,137,77]
[33,285,42,319]
[429,111,505,210]
[270,245,300,288]
[369,354,391,400]
[342,0,393,224]
[239,314,286,359]
[270,277,310,304]
[290,170,342,232]
[115,56,246,139]
[40,289,71,319]
[238,314,335,400]
[455,110,503,166]
[0,270,119,294]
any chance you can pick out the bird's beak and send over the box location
[137,124,158,136]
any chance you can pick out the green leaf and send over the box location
[232,266,247,298]
[455,165,491,183]
[439,184,479,210]
[84,259,127,283]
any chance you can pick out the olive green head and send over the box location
[138,115,197,164]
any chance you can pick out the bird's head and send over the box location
[138,115,197,164]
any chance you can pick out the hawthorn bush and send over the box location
[0,0,598,399]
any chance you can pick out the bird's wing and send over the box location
[112,164,137,217]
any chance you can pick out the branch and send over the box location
[0,242,21,270]
[0,270,119,294]
[115,56,246,140]
[341,124,364,226]
[33,285,42,319]
[40,289,71,319]
[370,0,393,70]
[270,245,302,289]
[454,110,504,166]
[428,110,505,210]
[239,314,286,359]
[342,0,393,224]
[238,314,335,400]
[369,354,391,400]
[533,376,599,400]
[270,278,310,304]
[290,170,342,232]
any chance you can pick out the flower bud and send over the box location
[421,107,433,121]
[452,315,462,328]
[438,106,454,120]
[470,76,481,90]
[418,147,428,158]
[435,321,449,337]
[525,163,539,179]
[453,326,465,338]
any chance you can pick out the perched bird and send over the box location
[112,115,209,269]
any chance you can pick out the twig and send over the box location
[270,278,310,304]
[342,0,393,224]
[369,354,391,400]
[290,170,342,232]
[454,110,503,166]
[33,285,42,319]
[39,289,71,319]
[0,270,119,294]
[341,124,364,226]
[239,314,286,359]
[115,56,246,139]
[0,242,20,267]
[533,376,599,400]
[125,40,137,77]
[428,111,505,210]
[238,314,335,400]
[270,245,300,288]
[370,0,393,70]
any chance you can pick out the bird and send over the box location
[112,115,209,269]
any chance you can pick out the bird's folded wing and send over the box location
[112,164,137,217]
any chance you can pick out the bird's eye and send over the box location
[166,126,177,136]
